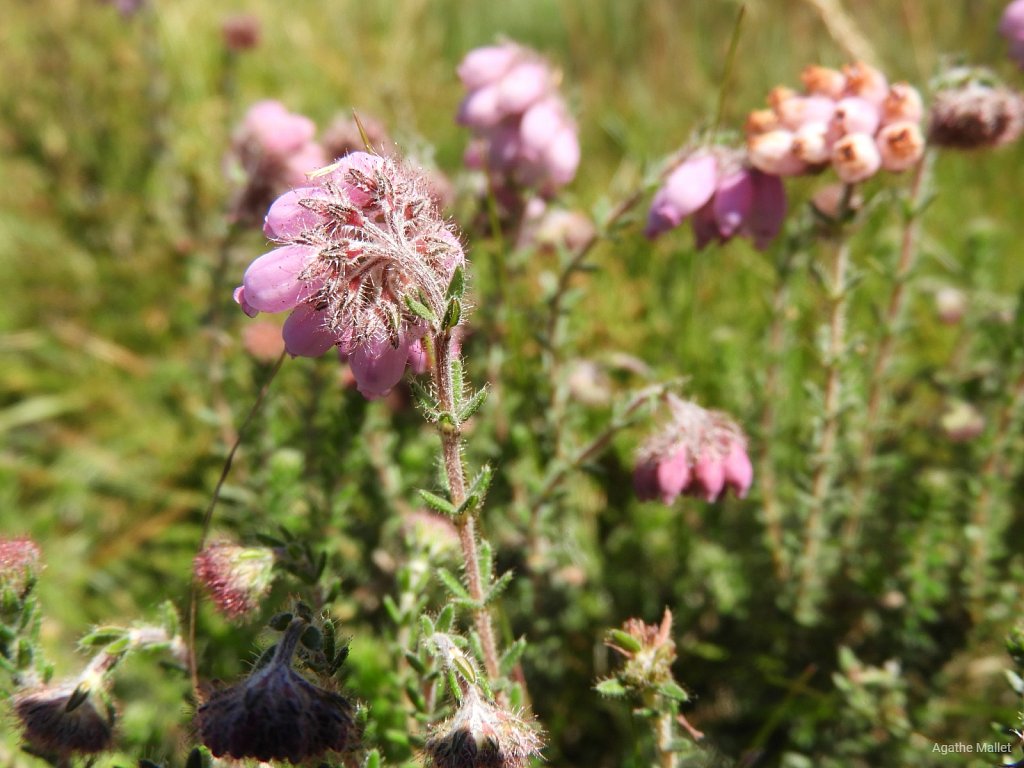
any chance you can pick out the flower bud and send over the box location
[831,132,881,183]
[876,121,925,172]
[940,400,985,443]
[1001,0,1024,69]
[221,13,261,52]
[801,65,847,98]
[0,536,42,596]
[882,83,923,125]
[934,287,967,324]
[792,121,833,165]
[194,544,276,621]
[745,108,781,135]
[842,61,889,105]
[645,153,718,238]
[605,609,676,689]
[832,96,881,136]
[747,130,807,176]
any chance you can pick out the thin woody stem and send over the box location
[844,153,932,552]
[432,330,501,683]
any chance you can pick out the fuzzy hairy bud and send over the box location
[0,536,42,597]
[194,544,276,621]
[422,688,542,768]
[929,81,1024,150]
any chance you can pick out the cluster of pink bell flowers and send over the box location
[633,395,753,505]
[226,100,327,224]
[233,151,464,400]
[457,42,580,200]
[746,62,926,184]
[644,146,786,248]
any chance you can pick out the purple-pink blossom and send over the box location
[457,42,580,199]
[634,395,753,505]
[1001,1,1024,68]
[645,150,786,251]
[234,152,464,400]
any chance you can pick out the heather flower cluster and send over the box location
[1003,0,1024,68]
[0,536,42,596]
[193,543,276,622]
[234,151,464,399]
[457,42,580,200]
[746,62,926,183]
[226,100,326,224]
[644,147,786,249]
[633,395,752,504]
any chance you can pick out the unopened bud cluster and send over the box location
[234,151,465,399]
[746,62,926,183]
[645,147,786,250]
[226,100,326,224]
[604,608,677,691]
[0,536,42,598]
[633,394,752,505]
[457,42,580,199]
[193,543,276,621]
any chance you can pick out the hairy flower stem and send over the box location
[843,154,932,556]
[969,367,1024,617]
[188,352,286,700]
[431,330,501,683]
[759,250,797,582]
[796,232,851,622]
[642,691,678,768]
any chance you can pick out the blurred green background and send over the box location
[1,0,1022,766]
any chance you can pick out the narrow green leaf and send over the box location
[499,637,527,676]
[657,681,690,702]
[458,386,489,421]
[436,568,470,599]
[607,629,642,653]
[443,298,462,330]
[405,294,439,325]
[485,570,515,605]
[418,489,456,516]
[447,265,466,299]
[435,604,455,633]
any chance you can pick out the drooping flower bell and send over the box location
[645,148,786,251]
[457,42,580,201]
[197,617,357,762]
[928,68,1024,150]
[234,151,466,399]
[633,394,753,504]
[13,683,115,757]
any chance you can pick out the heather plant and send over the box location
[2,2,1024,768]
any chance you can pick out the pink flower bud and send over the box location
[282,142,327,186]
[775,95,837,130]
[722,442,753,498]
[1001,0,1024,68]
[457,44,520,89]
[746,108,781,135]
[282,305,338,358]
[712,170,754,238]
[241,244,319,313]
[801,65,847,98]
[792,121,833,165]
[691,456,726,502]
[194,544,276,621]
[242,100,316,158]
[842,61,889,105]
[457,85,503,128]
[876,121,925,172]
[744,171,787,251]
[263,187,327,241]
[832,97,881,136]
[0,537,42,596]
[645,153,718,238]
[497,61,550,113]
[747,130,807,176]
[882,83,924,125]
[348,336,418,400]
[929,81,1024,150]
[221,13,261,52]
[656,449,691,504]
[407,339,429,375]
[831,132,881,183]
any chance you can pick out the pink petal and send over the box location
[233,286,259,318]
[712,170,754,238]
[282,305,337,358]
[457,85,503,128]
[497,61,550,113]
[457,45,520,89]
[744,171,787,251]
[349,337,413,400]
[241,245,319,313]
[691,456,726,502]
[263,187,327,240]
[656,449,691,505]
[722,443,754,498]
[543,126,580,187]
